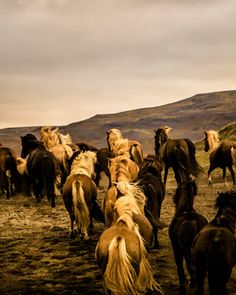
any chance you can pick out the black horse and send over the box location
[0,147,21,198]
[136,154,165,249]
[21,134,57,207]
[169,180,207,294]
[154,126,203,186]
[192,190,236,295]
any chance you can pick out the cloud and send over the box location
[0,0,235,128]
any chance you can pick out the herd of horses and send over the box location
[0,125,236,294]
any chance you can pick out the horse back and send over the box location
[192,225,236,269]
[63,174,97,206]
[27,149,56,176]
[169,211,208,251]
[210,141,236,167]
[96,223,141,273]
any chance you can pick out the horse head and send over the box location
[154,126,171,155]
[20,134,39,158]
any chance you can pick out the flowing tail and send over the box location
[104,235,138,295]
[72,180,90,240]
[133,226,162,294]
[185,139,204,177]
[231,146,236,167]
[130,144,143,167]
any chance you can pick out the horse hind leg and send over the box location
[172,245,188,294]
[228,165,235,186]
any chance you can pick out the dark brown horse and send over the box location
[204,130,236,185]
[21,134,57,207]
[154,126,203,186]
[192,190,236,295]
[169,180,207,294]
[0,147,21,198]
[136,154,165,249]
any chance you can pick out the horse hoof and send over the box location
[70,231,77,239]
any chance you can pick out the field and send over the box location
[0,150,236,295]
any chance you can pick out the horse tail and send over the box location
[185,139,204,177]
[206,236,229,294]
[174,144,191,182]
[5,154,21,196]
[42,155,56,207]
[231,146,236,167]
[130,144,143,167]
[72,179,90,240]
[133,226,162,294]
[104,235,138,295]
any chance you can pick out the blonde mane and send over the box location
[112,138,130,157]
[70,151,97,178]
[40,126,73,150]
[16,157,28,175]
[115,182,145,214]
[40,126,60,150]
[205,130,220,152]
[109,155,139,183]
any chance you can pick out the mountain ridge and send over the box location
[0,90,235,155]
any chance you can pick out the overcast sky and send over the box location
[0,0,235,128]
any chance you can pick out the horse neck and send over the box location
[70,163,94,178]
[175,192,194,214]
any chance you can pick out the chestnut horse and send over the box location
[95,190,161,295]
[63,151,104,239]
[204,130,236,185]
[106,128,143,167]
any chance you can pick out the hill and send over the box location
[0,90,235,155]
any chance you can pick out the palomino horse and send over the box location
[95,190,161,295]
[154,126,203,186]
[63,151,104,239]
[169,180,207,294]
[21,135,57,207]
[0,147,21,198]
[40,126,76,187]
[204,130,236,185]
[106,128,144,166]
[136,154,165,249]
[69,145,111,188]
[103,154,140,227]
[192,190,236,295]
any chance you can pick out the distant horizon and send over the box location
[1,88,235,130]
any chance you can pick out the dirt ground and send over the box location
[0,171,236,295]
